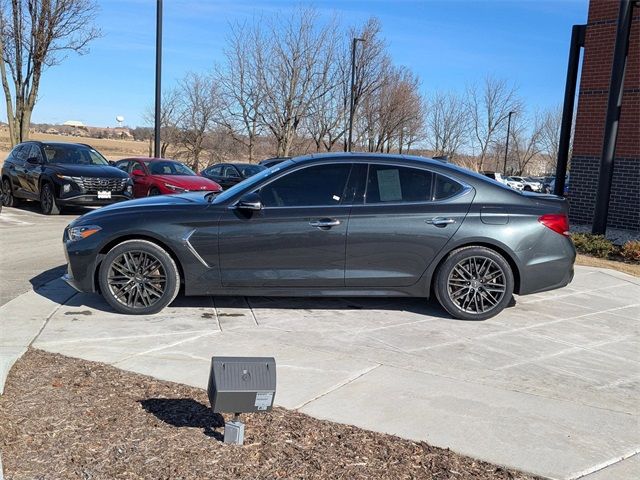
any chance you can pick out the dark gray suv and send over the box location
[63,153,575,320]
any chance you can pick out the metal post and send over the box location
[154,0,163,158]
[555,24,586,197]
[503,111,514,174]
[592,0,634,234]
[347,38,364,152]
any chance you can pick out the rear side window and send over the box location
[260,163,352,207]
[366,165,433,204]
[12,144,28,161]
[434,174,464,200]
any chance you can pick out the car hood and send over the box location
[153,174,221,190]
[50,164,129,178]
[75,192,213,222]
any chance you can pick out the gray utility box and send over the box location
[208,357,276,414]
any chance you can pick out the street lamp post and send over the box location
[154,0,163,158]
[503,111,514,174]
[347,37,365,152]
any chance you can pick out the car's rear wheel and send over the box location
[98,240,180,315]
[2,178,19,207]
[40,182,61,215]
[434,246,514,321]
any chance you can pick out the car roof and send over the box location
[118,157,180,163]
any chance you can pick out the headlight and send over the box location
[67,225,102,241]
[164,183,187,192]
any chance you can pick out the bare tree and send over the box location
[216,20,265,162]
[259,7,337,157]
[539,104,564,173]
[425,91,468,159]
[175,72,220,172]
[348,17,390,151]
[505,113,544,175]
[0,0,100,145]
[144,88,181,158]
[467,76,521,171]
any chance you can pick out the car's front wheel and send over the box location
[2,178,18,207]
[434,246,514,321]
[40,182,61,215]
[98,240,181,315]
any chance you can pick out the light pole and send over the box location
[503,111,514,174]
[154,0,163,158]
[347,37,365,152]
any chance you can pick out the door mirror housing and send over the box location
[236,192,262,211]
[26,156,42,165]
[132,169,145,177]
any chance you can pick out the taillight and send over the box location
[538,214,570,236]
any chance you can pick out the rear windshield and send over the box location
[43,144,108,166]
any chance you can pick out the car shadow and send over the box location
[138,398,224,441]
[31,266,514,322]
[7,201,93,216]
[30,264,67,290]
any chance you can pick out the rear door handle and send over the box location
[425,217,456,227]
[309,218,341,229]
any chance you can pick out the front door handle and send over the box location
[309,218,341,229]
[425,217,456,227]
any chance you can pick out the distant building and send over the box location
[569,0,639,232]
[63,120,86,128]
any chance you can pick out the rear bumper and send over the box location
[518,232,576,295]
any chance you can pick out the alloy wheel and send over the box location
[41,185,53,212]
[446,256,506,314]
[107,250,167,309]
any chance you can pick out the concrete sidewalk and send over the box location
[1,265,638,479]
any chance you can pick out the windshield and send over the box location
[212,161,293,204]
[149,161,196,176]
[43,144,109,166]
[238,164,266,177]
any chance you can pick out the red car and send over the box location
[114,158,222,197]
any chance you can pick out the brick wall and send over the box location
[569,0,640,232]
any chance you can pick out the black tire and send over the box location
[98,239,180,315]
[434,246,514,321]
[40,182,61,215]
[148,187,161,196]
[524,185,532,192]
[2,177,19,207]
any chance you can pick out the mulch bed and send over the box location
[0,349,536,479]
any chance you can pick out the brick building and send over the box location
[569,0,639,232]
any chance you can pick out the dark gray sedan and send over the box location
[63,153,575,320]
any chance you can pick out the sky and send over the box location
[12,0,588,128]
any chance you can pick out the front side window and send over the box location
[366,164,433,204]
[28,144,43,162]
[238,165,265,177]
[222,165,239,177]
[259,163,352,207]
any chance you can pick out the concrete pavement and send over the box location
[1,263,638,479]
[0,205,90,306]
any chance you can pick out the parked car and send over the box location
[201,163,266,189]
[259,157,291,168]
[507,176,543,192]
[113,158,222,197]
[480,171,506,184]
[504,177,525,191]
[63,153,575,321]
[1,141,132,215]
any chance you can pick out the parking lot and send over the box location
[1,204,638,480]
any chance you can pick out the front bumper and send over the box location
[58,193,132,207]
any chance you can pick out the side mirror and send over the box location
[27,156,42,165]
[132,169,145,177]
[236,192,262,211]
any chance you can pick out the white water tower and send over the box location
[116,115,125,127]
